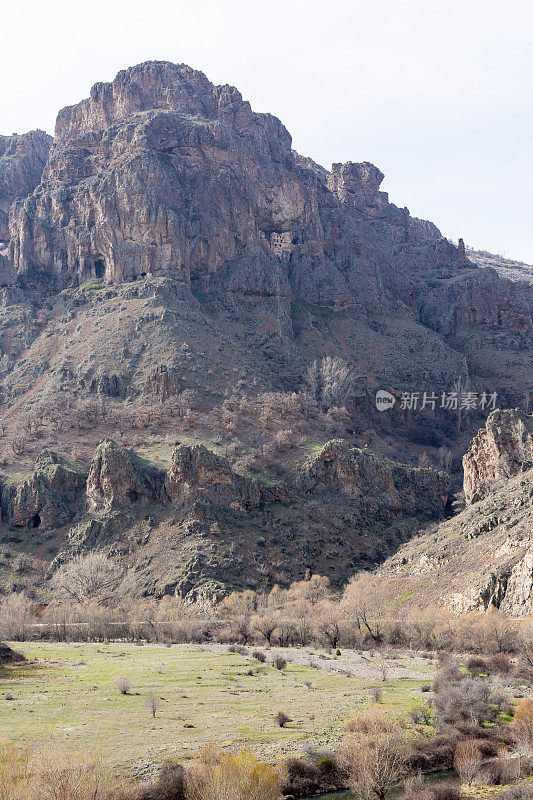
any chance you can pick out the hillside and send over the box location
[369,410,533,616]
[0,61,531,597]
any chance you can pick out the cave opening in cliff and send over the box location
[94,259,105,279]
[127,490,139,503]
[29,513,41,529]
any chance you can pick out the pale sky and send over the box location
[1,0,532,262]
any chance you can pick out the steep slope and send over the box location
[0,61,531,599]
[371,411,533,616]
[0,61,530,441]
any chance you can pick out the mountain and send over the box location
[0,61,531,598]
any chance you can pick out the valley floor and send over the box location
[0,642,434,776]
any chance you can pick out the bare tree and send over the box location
[306,356,358,411]
[344,717,409,800]
[50,553,124,605]
[454,739,482,785]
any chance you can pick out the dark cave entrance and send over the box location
[94,259,105,279]
[126,490,140,503]
[29,513,41,529]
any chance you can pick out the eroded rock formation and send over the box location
[463,409,533,503]
[1,451,85,531]
[86,438,165,509]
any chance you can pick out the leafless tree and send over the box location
[344,717,409,800]
[454,739,482,785]
[50,553,124,605]
[306,356,358,411]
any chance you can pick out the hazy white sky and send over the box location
[1,0,532,261]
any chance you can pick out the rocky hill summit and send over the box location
[0,61,531,599]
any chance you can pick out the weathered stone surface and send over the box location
[1,451,85,530]
[167,443,262,510]
[0,130,52,243]
[463,409,533,504]
[301,439,449,517]
[372,465,533,616]
[86,438,164,510]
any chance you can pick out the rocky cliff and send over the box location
[369,410,533,616]
[0,61,529,425]
[463,409,533,503]
[0,61,531,599]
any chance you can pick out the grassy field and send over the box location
[0,643,435,776]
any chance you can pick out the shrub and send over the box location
[454,738,482,785]
[499,786,533,800]
[227,644,247,655]
[491,653,512,674]
[275,711,292,727]
[431,783,461,800]
[252,650,267,662]
[371,687,383,702]
[134,760,186,800]
[117,676,131,695]
[409,704,433,726]
[186,745,280,800]
[409,731,460,772]
[433,669,509,726]
[467,657,488,676]
[421,684,432,693]
[147,693,160,718]
[273,656,287,670]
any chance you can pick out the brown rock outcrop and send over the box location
[1,451,85,530]
[0,130,52,243]
[301,439,449,518]
[86,438,165,510]
[167,443,262,510]
[463,409,533,504]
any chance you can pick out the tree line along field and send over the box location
[0,642,434,773]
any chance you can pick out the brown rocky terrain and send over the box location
[0,61,530,599]
[463,408,533,503]
[369,410,533,616]
[1,437,448,598]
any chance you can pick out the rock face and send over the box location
[368,415,533,617]
[1,451,85,531]
[167,443,262,510]
[373,465,533,616]
[0,59,529,432]
[0,130,52,244]
[86,438,164,509]
[301,439,449,517]
[2,436,450,598]
[6,60,462,303]
[463,409,533,503]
